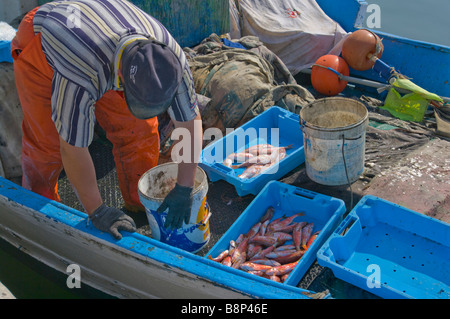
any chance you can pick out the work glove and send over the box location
[157,184,193,230]
[90,204,136,240]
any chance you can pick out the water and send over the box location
[1,0,449,299]
[0,237,113,298]
[363,0,450,47]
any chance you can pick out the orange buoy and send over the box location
[311,55,349,96]
[342,29,383,71]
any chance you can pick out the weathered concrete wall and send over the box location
[36,0,230,48]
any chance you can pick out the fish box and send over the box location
[199,106,305,196]
[206,181,346,288]
[317,195,450,299]
[0,41,13,63]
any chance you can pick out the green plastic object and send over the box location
[381,78,443,122]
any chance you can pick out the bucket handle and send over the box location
[192,206,212,228]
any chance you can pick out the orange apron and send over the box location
[11,7,160,211]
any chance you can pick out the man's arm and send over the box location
[156,112,203,229]
[59,136,136,239]
[59,136,103,215]
[173,112,203,187]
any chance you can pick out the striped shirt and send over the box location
[33,0,198,147]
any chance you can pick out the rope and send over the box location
[341,134,354,212]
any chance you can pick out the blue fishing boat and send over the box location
[0,0,448,299]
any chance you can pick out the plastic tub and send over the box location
[206,181,346,286]
[0,41,13,63]
[199,106,305,196]
[317,195,450,299]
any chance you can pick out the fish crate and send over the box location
[0,40,13,63]
[206,181,346,288]
[199,106,305,196]
[317,195,450,299]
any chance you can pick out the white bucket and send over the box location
[138,162,211,253]
[299,97,368,186]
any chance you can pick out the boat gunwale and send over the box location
[0,176,318,299]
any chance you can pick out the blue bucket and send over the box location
[138,163,211,253]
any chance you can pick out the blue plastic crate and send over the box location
[199,106,305,196]
[0,40,13,63]
[206,181,346,287]
[317,195,450,299]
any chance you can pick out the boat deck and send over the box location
[56,83,450,298]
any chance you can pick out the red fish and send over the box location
[221,256,232,267]
[271,232,292,242]
[258,219,270,236]
[249,259,281,267]
[265,249,298,259]
[235,234,244,245]
[248,270,265,277]
[301,223,314,250]
[271,250,304,264]
[228,240,236,256]
[260,207,275,223]
[225,152,254,162]
[270,223,297,234]
[268,275,281,282]
[304,231,320,250]
[267,212,304,233]
[245,222,261,239]
[238,164,270,179]
[245,144,276,156]
[246,244,262,260]
[249,235,277,247]
[293,222,305,251]
[240,262,273,272]
[232,154,274,169]
[231,252,246,269]
[266,216,285,230]
[208,250,229,262]
[231,237,249,265]
[265,261,299,276]
[245,144,293,156]
[274,244,296,251]
[250,245,275,260]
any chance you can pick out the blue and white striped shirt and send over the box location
[33,0,198,147]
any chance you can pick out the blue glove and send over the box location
[90,204,136,239]
[157,184,193,230]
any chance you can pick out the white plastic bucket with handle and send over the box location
[138,162,211,253]
[299,97,368,186]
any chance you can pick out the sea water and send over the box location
[363,0,450,47]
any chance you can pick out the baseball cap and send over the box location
[120,38,183,119]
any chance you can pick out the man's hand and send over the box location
[90,204,136,239]
[157,184,193,230]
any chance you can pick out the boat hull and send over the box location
[0,177,314,299]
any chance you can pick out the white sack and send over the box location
[230,0,349,75]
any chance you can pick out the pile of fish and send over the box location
[208,206,320,283]
[222,144,293,179]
